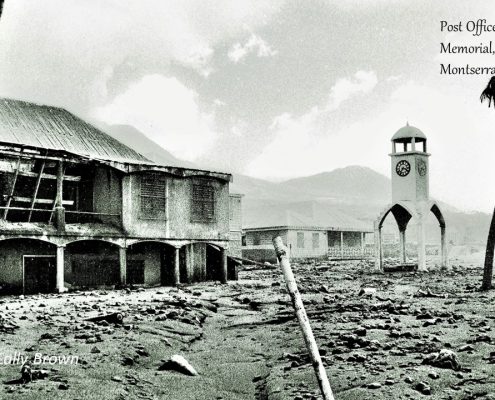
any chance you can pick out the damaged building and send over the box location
[0,98,240,294]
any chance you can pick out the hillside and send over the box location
[102,124,198,169]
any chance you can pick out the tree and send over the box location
[480,76,495,290]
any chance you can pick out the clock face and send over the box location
[417,159,427,176]
[396,160,411,177]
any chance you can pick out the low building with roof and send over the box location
[242,201,374,262]
[0,97,240,294]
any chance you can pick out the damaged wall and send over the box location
[122,172,230,242]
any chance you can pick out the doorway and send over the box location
[23,255,56,294]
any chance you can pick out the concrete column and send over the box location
[440,226,448,269]
[399,229,406,263]
[184,244,192,283]
[119,247,127,286]
[55,160,65,232]
[417,218,427,271]
[220,247,228,284]
[56,246,65,293]
[360,232,365,257]
[340,231,344,259]
[173,247,180,285]
[374,222,382,271]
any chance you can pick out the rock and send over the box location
[58,383,69,390]
[21,362,32,383]
[354,327,367,337]
[428,371,439,379]
[414,381,431,395]
[111,376,123,382]
[159,355,198,376]
[404,376,414,384]
[367,382,381,389]
[348,352,367,363]
[358,287,376,297]
[458,344,474,352]
[422,349,461,371]
[122,356,135,366]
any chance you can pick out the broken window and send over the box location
[140,173,167,220]
[191,180,215,222]
[297,232,304,248]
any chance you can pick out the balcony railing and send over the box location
[327,245,375,260]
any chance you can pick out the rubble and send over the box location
[422,349,462,371]
[159,355,198,376]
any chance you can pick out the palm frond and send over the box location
[480,76,495,108]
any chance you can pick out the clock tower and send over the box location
[391,123,430,203]
[374,123,448,272]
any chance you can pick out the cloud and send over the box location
[0,0,284,112]
[228,34,277,63]
[246,76,495,212]
[246,71,379,178]
[325,70,378,111]
[95,75,218,161]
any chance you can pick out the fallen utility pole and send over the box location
[272,236,335,400]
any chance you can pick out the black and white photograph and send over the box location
[0,1,494,399]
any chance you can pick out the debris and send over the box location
[20,361,49,383]
[86,312,124,325]
[414,381,432,395]
[422,349,461,371]
[358,287,376,296]
[159,355,198,376]
[415,288,447,298]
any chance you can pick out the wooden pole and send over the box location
[28,159,46,222]
[3,156,22,220]
[272,236,335,400]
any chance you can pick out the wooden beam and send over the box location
[0,169,81,182]
[17,170,81,182]
[3,156,21,220]
[2,195,73,206]
[28,160,46,222]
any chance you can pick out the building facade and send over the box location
[242,203,373,262]
[0,98,237,294]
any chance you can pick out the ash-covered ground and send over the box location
[0,259,494,399]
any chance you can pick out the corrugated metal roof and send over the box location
[0,98,150,163]
[244,201,373,232]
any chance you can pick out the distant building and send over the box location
[0,98,239,294]
[242,202,373,262]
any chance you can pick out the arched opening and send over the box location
[178,242,226,283]
[375,202,447,270]
[378,204,413,261]
[0,238,57,294]
[430,204,448,268]
[65,240,119,289]
[126,241,176,286]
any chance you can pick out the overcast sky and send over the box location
[1,0,495,212]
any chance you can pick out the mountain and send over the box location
[102,124,198,169]
[281,166,391,204]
